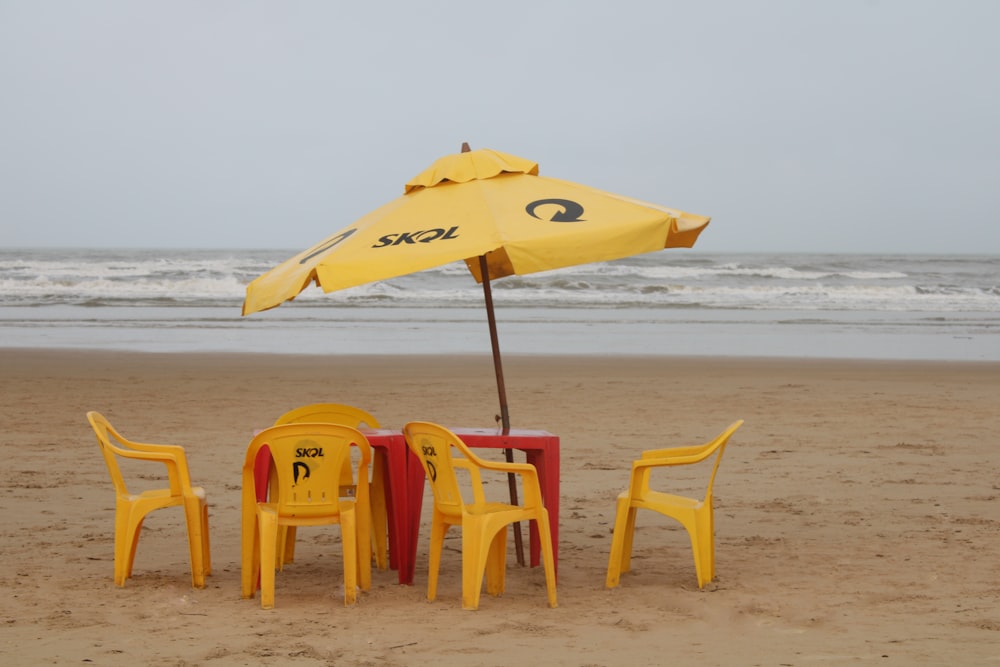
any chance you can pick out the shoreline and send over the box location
[4,346,999,365]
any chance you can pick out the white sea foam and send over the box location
[1,249,997,360]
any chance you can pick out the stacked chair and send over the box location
[270,403,387,577]
[241,422,371,609]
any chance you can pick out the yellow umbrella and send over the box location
[243,144,710,430]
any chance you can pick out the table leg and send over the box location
[370,450,389,571]
[404,446,426,586]
[524,450,543,568]
[530,438,559,577]
[381,436,415,585]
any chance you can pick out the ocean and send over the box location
[1,248,997,361]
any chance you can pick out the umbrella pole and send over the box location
[480,256,510,433]
[479,254,525,566]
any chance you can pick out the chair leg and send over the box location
[240,500,260,599]
[201,500,212,576]
[278,526,297,567]
[122,510,146,584]
[621,506,638,574]
[705,502,716,583]
[341,506,358,606]
[113,502,132,586]
[685,524,706,589]
[691,505,715,588]
[183,495,207,588]
[485,527,507,598]
[462,525,493,611]
[427,512,448,602]
[258,512,278,610]
[269,471,296,568]
[535,509,558,608]
[605,495,633,588]
[355,494,372,592]
[371,450,389,570]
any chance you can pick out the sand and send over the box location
[2,349,999,666]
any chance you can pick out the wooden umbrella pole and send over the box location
[480,256,510,434]
[479,253,524,566]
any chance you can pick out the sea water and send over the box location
[0,248,997,361]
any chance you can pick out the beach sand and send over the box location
[2,349,998,665]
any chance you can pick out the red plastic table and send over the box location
[254,427,560,586]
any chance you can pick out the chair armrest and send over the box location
[452,458,486,505]
[640,443,711,461]
[116,445,196,495]
[123,440,188,456]
[472,459,544,508]
[642,421,743,462]
[470,458,537,477]
[634,451,712,469]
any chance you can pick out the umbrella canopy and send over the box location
[244,145,710,566]
[242,146,709,318]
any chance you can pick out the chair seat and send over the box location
[129,486,206,503]
[258,499,357,526]
[626,490,703,512]
[465,502,523,517]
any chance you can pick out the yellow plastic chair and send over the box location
[241,423,371,609]
[402,421,557,611]
[273,403,387,576]
[86,411,211,588]
[606,420,743,590]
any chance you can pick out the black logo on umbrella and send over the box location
[299,228,357,264]
[525,199,585,222]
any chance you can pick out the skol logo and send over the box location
[372,226,460,248]
[292,439,323,484]
[420,442,438,481]
[295,447,324,457]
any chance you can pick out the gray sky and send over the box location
[1,1,997,253]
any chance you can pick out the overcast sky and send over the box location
[1,1,997,253]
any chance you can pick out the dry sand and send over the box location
[2,349,999,666]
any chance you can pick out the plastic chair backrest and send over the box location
[88,410,189,496]
[636,419,744,500]
[90,412,134,497]
[275,403,381,429]
[273,403,379,491]
[245,423,371,520]
[404,422,481,517]
[702,422,738,500]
